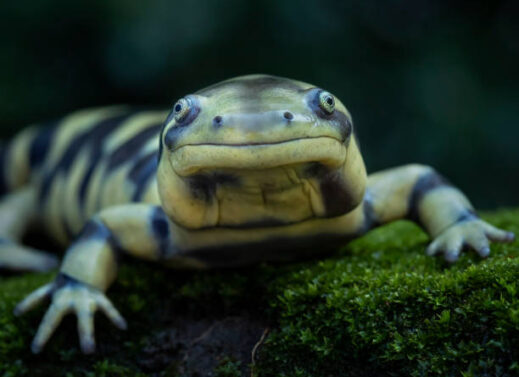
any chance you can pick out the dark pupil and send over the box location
[174,103,182,112]
[326,97,334,106]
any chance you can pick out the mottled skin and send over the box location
[0,75,512,354]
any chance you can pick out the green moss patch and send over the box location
[0,209,518,376]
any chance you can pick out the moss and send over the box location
[213,356,242,377]
[257,209,519,377]
[0,209,518,376]
[85,360,148,377]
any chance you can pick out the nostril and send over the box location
[213,115,223,128]
[283,111,294,121]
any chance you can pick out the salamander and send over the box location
[0,74,513,354]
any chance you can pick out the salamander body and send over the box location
[0,75,513,353]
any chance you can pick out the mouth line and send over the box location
[172,136,343,150]
[169,136,347,175]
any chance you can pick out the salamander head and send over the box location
[157,74,367,229]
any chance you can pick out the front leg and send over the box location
[365,164,514,262]
[14,204,175,353]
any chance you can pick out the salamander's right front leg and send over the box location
[14,204,176,354]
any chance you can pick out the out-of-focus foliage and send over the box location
[0,0,518,208]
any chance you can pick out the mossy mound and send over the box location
[1,209,518,376]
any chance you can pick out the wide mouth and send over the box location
[170,136,347,176]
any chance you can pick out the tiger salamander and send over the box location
[0,74,513,353]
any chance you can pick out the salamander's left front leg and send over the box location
[365,164,515,262]
[14,204,176,353]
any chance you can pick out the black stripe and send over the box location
[77,218,112,240]
[184,172,240,205]
[78,114,156,209]
[129,151,158,201]
[320,172,358,217]
[106,124,161,171]
[0,143,8,195]
[55,272,83,289]
[185,233,351,268]
[150,207,171,259]
[60,219,123,261]
[305,162,358,217]
[362,191,380,232]
[157,121,168,162]
[39,112,137,203]
[455,210,478,223]
[29,126,56,169]
[304,162,358,217]
[63,220,77,241]
[187,174,216,203]
[78,152,102,207]
[408,171,450,223]
[163,124,189,152]
[69,218,123,261]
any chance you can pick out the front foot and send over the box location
[426,218,515,263]
[13,273,127,354]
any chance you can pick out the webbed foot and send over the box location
[426,219,515,263]
[13,273,126,354]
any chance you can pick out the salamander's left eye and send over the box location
[318,91,335,114]
[173,98,191,122]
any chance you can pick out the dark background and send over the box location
[1,0,518,208]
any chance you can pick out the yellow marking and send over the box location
[215,179,314,226]
[172,202,366,252]
[6,127,38,189]
[140,179,160,205]
[61,238,117,291]
[0,187,36,240]
[97,205,160,260]
[418,186,473,236]
[141,138,160,155]
[44,173,69,244]
[63,150,92,236]
[61,204,168,285]
[171,137,346,175]
[100,164,135,208]
[337,137,367,214]
[45,106,128,169]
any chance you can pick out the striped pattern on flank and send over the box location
[0,124,58,196]
[32,108,167,243]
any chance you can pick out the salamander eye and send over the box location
[173,98,191,122]
[318,91,335,114]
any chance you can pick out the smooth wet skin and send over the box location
[0,74,512,353]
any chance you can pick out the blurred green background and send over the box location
[1,0,518,208]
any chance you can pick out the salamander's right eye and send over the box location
[173,98,190,122]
